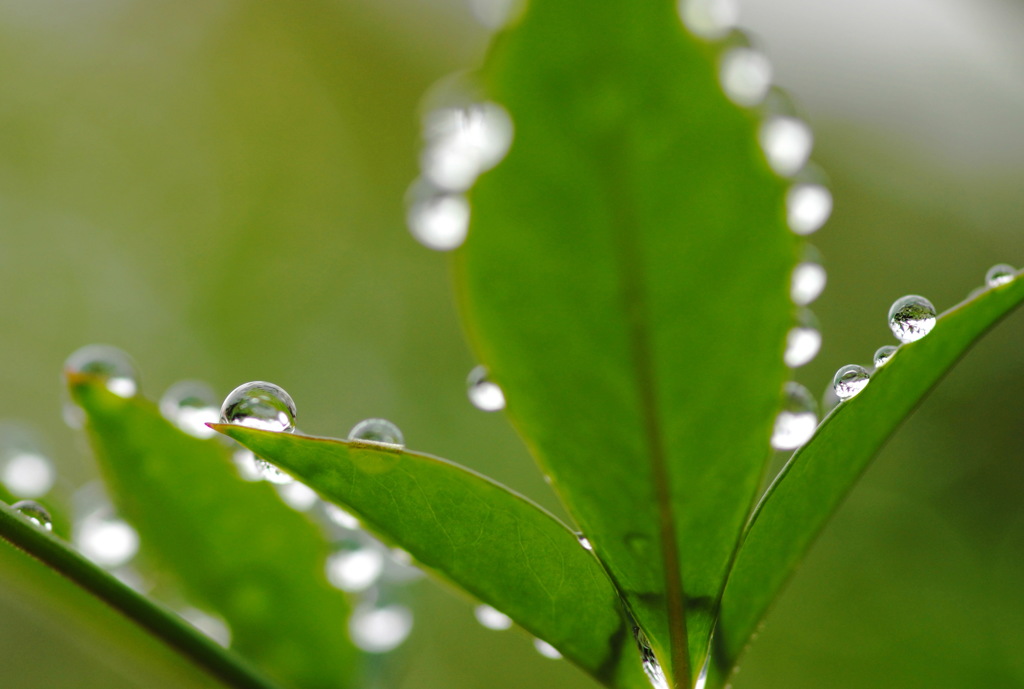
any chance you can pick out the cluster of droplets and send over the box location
[407,89,514,252]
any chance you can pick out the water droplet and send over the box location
[275,481,318,511]
[13,500,52,531]
[873,345,898,368]
[326,547,386,592]
[348,419,405,448]
[759,116,813,177]
[469,0,522,29]
[577,533,593,551]
[180,607,232,648]
[254,458,293,485]
[633,626,669,689]
[75,508,139,568]
[678,0,738,39]
[406,182,471,251]
[220,381,296,432]
[64,345,139,398]
[231,449,262,482]
[833,364,870,401]
[160,380,219,439]
[324,503,360,530]
[2,452,55,499]
[887,295,936,343]
[786,184,832,235]
[790,259,827,306]
[770,382,818,450]
[986,263,1016,287]
[533,638,562,659]
[467,365,506,412]
[719,47,772,107]
[784,309,821,368]
[421,102,513,192]
[474,604,513,630]
[349,604,414,653]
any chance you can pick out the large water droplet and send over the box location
[759,116,813,177]
[678,0,738,39]
[475,604,513,630]
[421,102,513,192]
[770,382,818,450]
[873,345,898,368]
[161,380,219,439]
[348,419,405,448]
[533,638,562,659]
[326,546,386,593]
[985,263,1016,288]
[13,500,52,531]
[349,604,414,654]
[719,47,772,107]
[887,295,936,343]
[633,626,669,689]
[784,309,821,368]
[786,184,832,235]
[75,508,139,568]
[64,345,140,398]
[407,183,470,251]
[220,381,296,432]
[790,259,827,306]
[467,365,506,412]
[833,364,870,401]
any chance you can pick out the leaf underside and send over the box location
[712,277,1024,687]
[69,378,359,689]
[214,424,652,689]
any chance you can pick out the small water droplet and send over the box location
[160,380,219,439]
[720,47,772,107]
[13,500,52,531]
[75,508,139,568]
[887,295,936,343]
[770,382,818,450]
[180,607,232,648]
[759,116,813,177]
[64,345,139,398]
[833,364,870,401]
[349,604,414,653]
[348,419,405,448]
[784,309,821,368]
[873,345,898,368]
[326,547,386,593]
[220,381,296,432]
[790,260,827,306]
[475,604,513,630]
[467,365,506,412]
[533,638,562,659]
[406,182,471,251]
[231,449,262,482]
[577,533,593,551]
[786,184,832,235]
[678,0,738,39]
[421,102,513,192]
[275,481,318,511]
[2,452,55,499]
[633,626,669,689]
[985,263,1016,288]
[324,503,360,530]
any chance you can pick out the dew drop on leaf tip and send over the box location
[64,344,140,399]
[678,0,739,39]
[475,604,513,630]
[833,364,870,401]
[887,295,936,343]
[220,381,296,433]
[467,365,506,411]
[770,382,818,450]
[12,500,52,531]
[348,418,405,448]
[985,263,1016,288]
[873,345,898,368]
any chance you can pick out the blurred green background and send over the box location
[1,0,1022,687]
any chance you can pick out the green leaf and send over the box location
[714,277,1024,686]
[68,376,358,689]
[214,424,651,689]
[0,500,282,689]
[458,2,794,683]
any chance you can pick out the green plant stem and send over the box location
[0,502,284,689]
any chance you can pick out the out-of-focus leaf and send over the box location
[68,376,358,689]
[214,424,651,689]
[456,2,795,683]
[713,276,1024,687]
[0,500,281,689]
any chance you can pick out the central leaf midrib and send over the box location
[604,147,690,688]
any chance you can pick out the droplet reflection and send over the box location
[873,345,898,368]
